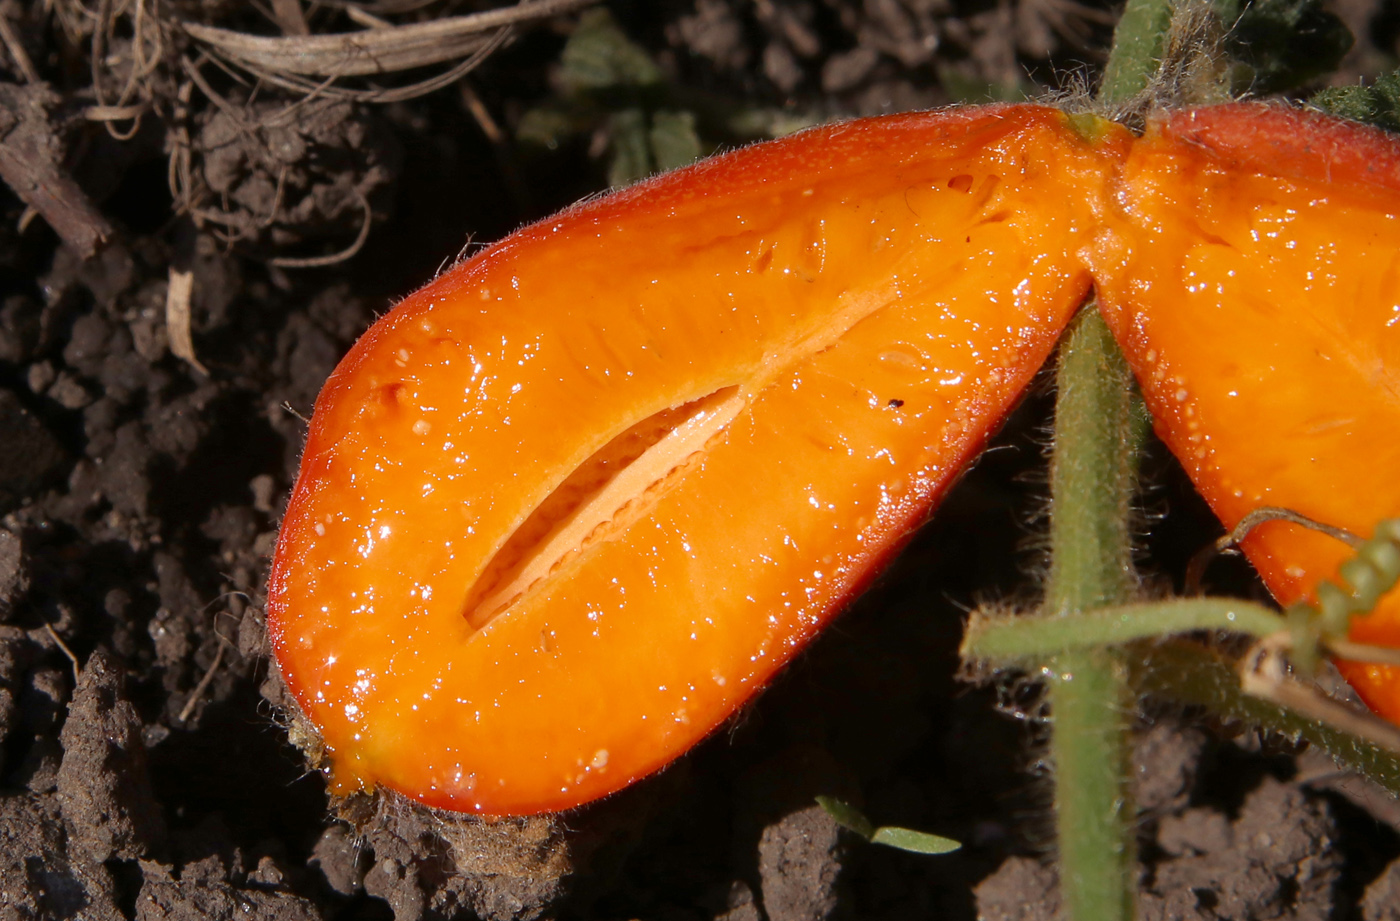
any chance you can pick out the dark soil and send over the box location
[1,1,1399,919]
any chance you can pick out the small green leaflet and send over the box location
[815,796,961,856]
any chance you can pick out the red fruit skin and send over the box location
[1164,103,1400,194]
[268,104,1126,815]
[1090,102,1400,719]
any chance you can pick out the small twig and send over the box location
[44,622,81,686]
[459,78,531,212]
[89,0,113,104]
[0,8,39,83]
[89,0,148,140]
[190,207,256,232]
[84,103,148,123]
[268,187,372,268]
[345,6,394,29]
[281,401,310,424]
[0,83,113,257]
[232,26,515,104]
[1323,637,1400,668]
[131,0,165,85]
[270,0,310,36]
[1225,506,1362,550]
[195,43,257,92]
[459,80,505,145]
[259,70,346,125]
[165,264,209,375]
[259,166,289,228]
[178,635,229,723]
[181,55,256,131]
[167,79,195,214]
[1187,505,1363,593]
[317,0,444,13]
[1239,636,1400,754]
[180,0,596,78]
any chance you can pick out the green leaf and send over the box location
[1311,71,1400,132]
[815,796,875,839]
[649,110,703,173]
[560,9,663,94]
[607,109,653,188]
[816,797,961,856]
[870,827,962,855]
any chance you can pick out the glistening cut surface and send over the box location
[268,104,1123,814]
[1089,104,1400,721]
[270,102,1400,817]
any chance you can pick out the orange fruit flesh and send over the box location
[268,105,1129,814]
[1090,104,1400,720]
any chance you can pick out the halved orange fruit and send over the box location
[268,101,1400,815]
[1091,103,1400,722]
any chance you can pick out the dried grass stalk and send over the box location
[179,0,596,78]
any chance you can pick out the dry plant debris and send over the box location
[0,0,598,267]
[180,0,598,81]
[0,83,112,258]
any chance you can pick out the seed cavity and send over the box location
[464,386,746,628]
